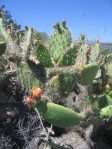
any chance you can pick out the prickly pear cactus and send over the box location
[0,18,9,41]
[47,20,77,66]
[106,63,112,83]
[35,43,53,68]
[81,64,99,85]
[90,40,101,64]
[0,42,6,56]
[100,105,112,118]
[75,44,88,67]
[17,62,40,93]
[34,101,84,128]
[59,73,76,95]
[48,73,76,97]
[35,20,79,68]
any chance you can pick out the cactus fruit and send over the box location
[32,87,42,98]
[62,19,66,28]
[0,42,6,56]
[100,105,112,118]
[81,64,99,85]
[53,22,60,29]
[35,20,77,67]
[34,101,84,128]
[80,34,85,43]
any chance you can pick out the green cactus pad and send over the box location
[98,94,108,109]
[49,75,60,88]
[106,95,112,105]
[81,64,99,85]
[0,42,6,56]
[48,22,72,65]
[90,42,101,63]
[59,44,78,66]
[100,105,112,118]
[48,73,76,97]
[17,63,40,92]
[107,63,112,83]
[35,44,53,68]
[59,73,76,95]
[35,101,84,128]
[0,18,9,41]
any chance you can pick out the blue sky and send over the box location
[1,0,112,42]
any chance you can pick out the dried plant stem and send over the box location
[34,108,46,134]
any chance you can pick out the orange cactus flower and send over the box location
[32,88,42,98]
[24,97,33,105]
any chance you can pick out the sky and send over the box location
[1,0,112,42]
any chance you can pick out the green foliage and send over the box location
[75,44,87,66]
[81,64,99,85]
[90,41,101,64]
[100,105,112,118]
[20,27,32,61]
[49,75,60,88]
[106,95,112,105]
[35,44,53,67]
[34,101,84,128]
[0,18,9,41]
[48,73,76,97]
[17,63,40,93]
[106,63,112,83]
[59,73,76,95]
[59,44,78,66]
[46,20,77,66]
[0,42,6,56]
[98,94,108,109]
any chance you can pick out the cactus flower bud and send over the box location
[62,19,66,27]
[24,97,33,105]
[32,88,42,98]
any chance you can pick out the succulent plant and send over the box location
[100,104,112,118]
[89,41,101,64]
[28,99,84,128]
[17,62,40,93]
[0,42,6,56]
[81,64,99,85]
[106,63,112,83]
[35,20,78,67]
[0,18,9,41]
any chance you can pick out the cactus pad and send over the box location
[0,42,6,56]
[35,44,53,67]
[48,21,72,65]
[35,101,83,128]
[100,105,112,118]
[81,64,99,85]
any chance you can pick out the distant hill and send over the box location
[39,32,49,46]
[32,29,49,46]
[33,30,112,52]
[101,43,112,51]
